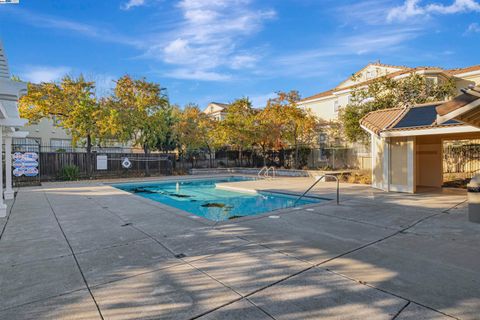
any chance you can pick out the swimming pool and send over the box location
[114,176,325,221]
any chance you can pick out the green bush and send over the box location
[60,165,80,181]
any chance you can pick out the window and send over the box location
[426,77,438,85]
[12,138,41,152]
[319,133,327,143]
[52,115,61,126]
[334,100,340,113]
[51,139,72,151]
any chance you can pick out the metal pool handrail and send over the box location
[258,166,268,178]
[265,166,276,179]
[294,174,339,205]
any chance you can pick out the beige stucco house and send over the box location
[203,102,229,121]
[361,86,480,193]
[298,62,480,122]
[18,118,71,149]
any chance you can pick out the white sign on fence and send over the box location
[96,155,108,170]
[122,157,132,169]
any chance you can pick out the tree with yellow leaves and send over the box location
[101,75,173,175]
[19,75,105,176]
[266,91,318,168]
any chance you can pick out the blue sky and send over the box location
[0,0,479,107]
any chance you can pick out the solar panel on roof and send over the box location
[393,105,459,129]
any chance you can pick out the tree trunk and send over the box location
[144,144,150,177]
[206,145,213,168]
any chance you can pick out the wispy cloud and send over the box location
[387,0,480,22]
[270,28,420,78]
[3,2,274,81]
[20,66,71,83]
[165,69,231,81]
[466,22,480,33]
[146,0,275,80]
[7,8,141,47]
[121,0,146,10]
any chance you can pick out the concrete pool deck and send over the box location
[0,175,478,319]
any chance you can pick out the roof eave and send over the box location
[380,125,480,137]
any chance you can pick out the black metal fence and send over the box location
[10,142,371,185]
[176,146,371,171]
[12,143,175,186]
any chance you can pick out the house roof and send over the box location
[361,103,463,135]
[360,108,405,135]
[436,87,480,127]
[203,102,229,115]
[210,102,229,108]
[447,65,480,75]
[299,90,334,102]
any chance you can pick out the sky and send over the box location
[0,0,479,108]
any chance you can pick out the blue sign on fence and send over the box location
[12,152,39,177]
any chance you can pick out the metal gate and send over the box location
[443,139,480,183]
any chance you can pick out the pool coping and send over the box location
[106,175,335,225]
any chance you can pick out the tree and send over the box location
[173,104,220,168]
[340,73,456,143]
[173,104,203,168]
[218,98,255,166]
[253,106,282,166]
[266,91,318,168]
[104,75,172,176]
[19,75,103,176]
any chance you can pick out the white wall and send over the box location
[299,93,351,121]
[22,118,71,145]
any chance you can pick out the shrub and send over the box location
[348,170,371,184]
[60,165,80,181]
[339,170,371,185]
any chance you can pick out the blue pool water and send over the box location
[114,176,325,221]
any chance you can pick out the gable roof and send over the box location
[361,103,464,135]
[360,108,406,135]
[447,65,480,76]
[210,102,229,108]
[203,102,229,115]
[436,87,480,127]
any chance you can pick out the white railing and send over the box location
[265,166,276,180]
[257,166,268,179]
[258,166,276,179]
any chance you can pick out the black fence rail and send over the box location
[10,142,371,185]
[177,146,371,171]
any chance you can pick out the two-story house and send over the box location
[298,62,480,122]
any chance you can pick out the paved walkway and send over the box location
[0,176,478,320]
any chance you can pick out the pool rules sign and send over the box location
[12,152,39,177]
